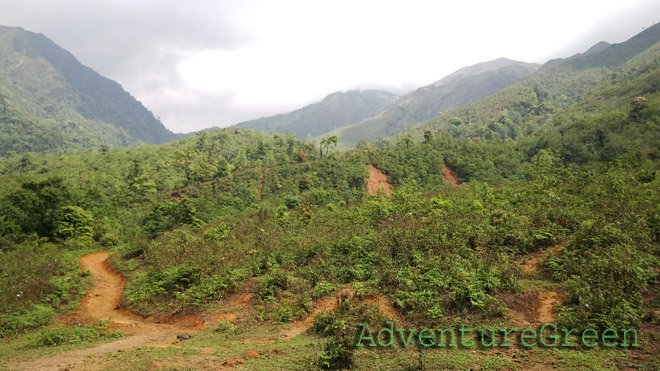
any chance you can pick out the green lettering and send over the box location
[561,327,578,347]
[479,328,497,347]
[540,323,559,347]
[418,328,435,347]
[621,328,639,347]
[521,328,537,347]
[581,328,598,347]
[356,323,376,347]
[460,324,474,347]
[378,321,395,347]
[396,328,417,347]
[437,328,456,347]
[601,328,618,347]
[500,328,517,347]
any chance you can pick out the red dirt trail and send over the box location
[366,164,392,195]
[500,246,564,327]
[9,252,201,371]
[78,252,142,324]
[10,253,404,370]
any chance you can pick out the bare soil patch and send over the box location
[366,164,392,195]
[441,166,460,187]
[258,167,270,201]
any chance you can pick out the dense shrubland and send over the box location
[0,113,658,340]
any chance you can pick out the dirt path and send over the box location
[78,252,142,324]
[10,252,199,371]
[366,164,392,195]
[10,254,402,370]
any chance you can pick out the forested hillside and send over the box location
[0,25,178,156]
[413,22,660,153]
[322,58,539,149]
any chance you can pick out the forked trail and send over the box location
[10,252,197,371]
[11,253,401,370]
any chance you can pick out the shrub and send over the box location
[0,304,54,337]
[546,222,656,329]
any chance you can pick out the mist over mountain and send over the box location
[1,17,660,371]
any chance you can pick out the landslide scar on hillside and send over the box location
[366,164,392,195]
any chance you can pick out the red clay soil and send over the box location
[78,252,142,324]
[441,166,460,187]
[500,245,566,327]
[10,252,205,371]
[366,164,392,195]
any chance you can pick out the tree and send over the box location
[172,149,197,187]
[423,130,433,142]
[320,136,338,158]
[125,160,156,200]
[1,177,71,240]
[398,134,413,148]
[57,206,94,240]
[629,96,648,123]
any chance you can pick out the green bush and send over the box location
[0,304,54,337]
[547,222,656,329]
[30,321,121,347]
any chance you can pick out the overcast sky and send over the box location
[1,1,658,133]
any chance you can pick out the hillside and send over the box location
[0,25,178,156]
[234,89,396,139]
[412,22,660,146]
[321,58,539,149]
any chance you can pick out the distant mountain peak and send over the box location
[320,58,539,149]
[432,57,538,87]
[583,41,611,56]
[543,22,660,70]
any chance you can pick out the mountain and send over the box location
[0,25,178,156]
[234,90,396,139]
[543,41,612,68]
[411,22,660,149]
[319,58,539,149]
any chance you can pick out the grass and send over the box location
[1,317,657,370]
[0,323,123,370]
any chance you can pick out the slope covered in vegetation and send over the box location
[323,58,539,149]
[0,25,178,157]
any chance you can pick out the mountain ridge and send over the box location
[320,58,539,148]
[0,25,178,156]
[234,89,397,139]
[409,22,660,150]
